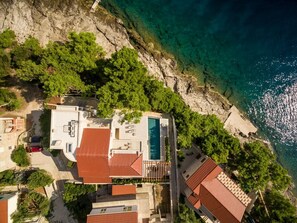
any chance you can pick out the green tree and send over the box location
[96,47,151,120]
[237,141,273,192]
[0,49,12,77]
[11,36,43,67]
[15,32,104,97]
[269,162,291,191]
[175,203,204,223]
[0,170,16,186]
[63,183,96,222]
[11,145,30,167]
[27,169,53,189]
[12,192,50,223]
[0,29,16,49]
[0,88,20,111]
[252,190,297,223]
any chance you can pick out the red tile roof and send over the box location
[87,212,138,223]
[186,158,222,191]
[110,154,143,176]
[185,158,249,223]
[112,185,136,196]
[200,179,246,223]
[0,198,8,223]
[76,129,143,183]
[187,193,201,209]
[76,129,111,183]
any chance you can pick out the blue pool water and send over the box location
[148,118,161,160]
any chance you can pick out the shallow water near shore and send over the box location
[102,0,297,193]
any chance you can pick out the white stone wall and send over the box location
[7,194,18,223]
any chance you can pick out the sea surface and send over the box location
[101,0,297,192]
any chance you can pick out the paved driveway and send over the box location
[30,151,77,223]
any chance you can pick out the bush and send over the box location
[39,109,51,148]
[0,88,20,111]
[176,196,204,223]
[0,29,16,49]
[165,137,171,162]
[63,183,96,222]
[27,169,53,189]
[11,145,30,167]
[11,191,50,223]
[177,150,185,162]
[0,170,16,186]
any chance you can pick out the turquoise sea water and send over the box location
[148,118,161,160]
[102,0,297,190]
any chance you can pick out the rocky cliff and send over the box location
[0,0,257,137]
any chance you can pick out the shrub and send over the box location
[165,137,171,162]
[0,170,16,186]
[11,145,30,167]
[27,169,53,189]
[11,191,50,223]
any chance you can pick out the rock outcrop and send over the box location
[0,0,257,137]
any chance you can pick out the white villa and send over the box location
[49,105,170,183]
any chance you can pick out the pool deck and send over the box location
[110,111,169,161]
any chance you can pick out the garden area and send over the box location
[0,168,54,223]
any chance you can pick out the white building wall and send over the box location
[7,193,18,223]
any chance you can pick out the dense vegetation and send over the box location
[0,169,19,186]
[0,168,53,223]
[1,29,295,222]
[63,183,96,222]
[11,145,30,167]
[12,191,50,223]
[252,190,297,223]
[175,199,204,223]
[27,169,54,189]
[39,109,51,148]
[0,29,20,110]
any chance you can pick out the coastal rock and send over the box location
[0,0,257,137]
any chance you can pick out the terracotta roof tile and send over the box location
[185,158,249,223]
[110,154,143,176]
[76,129,111,183]
[201,179,246,223]
[186,158,222,191]
[112,185,136,196]
[0,198,8,223]
[87,212,138,223]
[187,193,201,209]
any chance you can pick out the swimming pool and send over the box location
[148,118,161,160]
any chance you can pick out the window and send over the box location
[123,206,132,212]
[67,143,73,153]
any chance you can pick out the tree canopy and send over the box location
[252,190,297,223]
[63,183,96,222]
[12,191,50,223]
[0,29,16,49]
[13,32,105,97]
[11,145,30,167]
[175,202,204,223]
[27,169,53,189]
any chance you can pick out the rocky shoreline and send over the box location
[0,0,257,141]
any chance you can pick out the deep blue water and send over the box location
[102,0,297,191]
[148,118,161,160]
